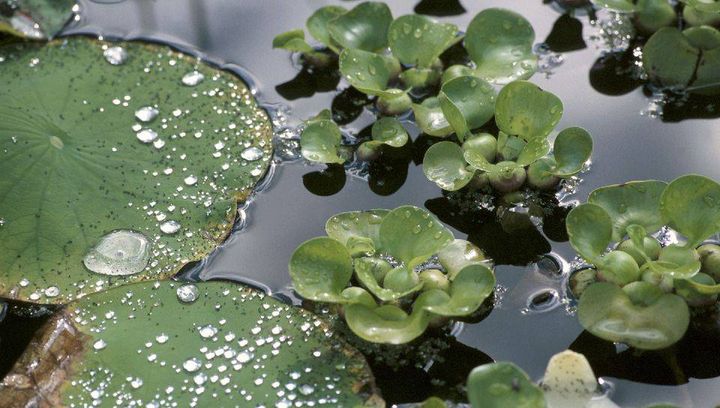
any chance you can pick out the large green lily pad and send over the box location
[0,0,76,39]
[0,38,273,304]
[0,280,383,407]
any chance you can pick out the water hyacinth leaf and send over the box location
[681,0,720,13]
[388,14,459,68]
[467,362,546,408]
[495,81,563,141]
[327,1,393,52]
[272,29,314,53]
[683,26,720,50]
[438,76,497,140]
[660,175,720,247]
[306,5,347,50]
[0,0,75,39]
[325,209,389,255]
[379,205,454,269]
[516,137,551,167]
[578,282,690,350]
[588,180,668,242]
[551,127,593,177]
[355,257,421,301]
[412,97,453,137]
[693,47,720,95]
[399,67,442,89]
[339,48,402,98]
[644,244,701,279]
[464,8,537,84]
[289,237,353,302]
[591,0,637,12]
[642,28,700,87]
[682,273,720,295]
[0,38,273,304]
[423,264,495,316]
[344,302,432,344]
[0,281,382,406]
[423,141,475,191]
[464,142,499,173]
[300,119,345,164]
[341,286,377,307]
[566,204,614,263]
[370,117,408,148]
[542,350,597,408]
[437,239,488,280]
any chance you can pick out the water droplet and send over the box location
[44,286,59,297]
[160,220,181,234]
[299,384,315,395]
[183,358,201,373]
[241,147,264,161]
[152,139,165,149]
[93,339,107,350]
[83,230,151,276]
[237,351,254,363]
[182,71,205,86]
[193,373,208,386]
[184,175,198,186]
[199,325,217,338]
[103,46,127,65]
[156,333,169,344]
[130,378,143,389]
[135,106,159,122]
[136,129,158,143]
[177,284,199,303]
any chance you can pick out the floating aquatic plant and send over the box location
[0,0,76,39]
[289,205,496,344]
[0,37,273,304]
[423,80,593,194]
[0,280,383,407]
[567,175,720,349]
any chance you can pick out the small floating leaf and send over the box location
[591,0,637,12]
[495,81,563,141]
[0,0,75,39]
[339,48,402,98]
[660,175,720,247]
[423,141,475,191]
[272,29,315,53]
[412,97,453,137]
[566,204,613,263]
[642,27,700,87]
[300,118,345,164]
[0,281,382,406]
[423,264,495,316]
[367,117,409,148]
[289,237,353,303]
[551,127,593,177]
[438,75,496,140]
[437,239,489,280]
[327,1,393,52]
[467,362,546,408]
[325,209,389,256]
[388,14,459,68]
[306,5,347,50]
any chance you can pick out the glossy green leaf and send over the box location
[369,117,408,148]
[339,48,402,98]
[437,239,489,280]
[412,97,454,137]
[591,0,637,11]
[0,38,273,304]
[438,76,497,140]
[681,0,720,13]
[423,264,495,316]
[660,174,720,247]
[566,204,614,263]
[680,272,720,295]
[643,244,702,279]
[423,141,475,191]
[344,294,438,344]
[306,5,347,50]
[441,64,477,84]
[597,250,641,286]
[341,286,378,307]
[379,206,454,269]
[588,180,668,242]
[399,67,442,89]
[642,27,700,87]
[683,25,720,50]
[272,29,315,53]
[693,47,720,95]
[516,137,551,166]
[388,14,459,68]
[289,237,353,302]
[495,81,563,141]
[464,8,537,84]
[635,0,677,34]
[467,362,546,408]
[300,119,345,164]
[542,350,597,408]
[355,258,422,301]
[551,127,593,176]
[325,209,389,256]
[0,0,75,39]
[0,281,382,407]
[578,282,690,350]
[327,1,393,52]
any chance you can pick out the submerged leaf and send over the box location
[467,362,546,408]
[423,141,475,191]
[660,174,720,247]
[0,0,75,39]
[0,281,382,406]
[0,38,273,304]
[388,14,459,68]
[495,81,563,141]
[289,237,354,302]
[327,1,393,52]
[551,127,593,177]
[438,75,497,140]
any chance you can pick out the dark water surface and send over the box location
[6,0,720,406]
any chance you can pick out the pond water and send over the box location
[3,0,720,406]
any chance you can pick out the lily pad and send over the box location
[495,81,563,141]
[438,75,497,141]
[0,0,75,39]
[660,174,720,247]
[566,204,614,263]
[327,1,393,52]
[388,14,459,68]
[0,280,382,407]
[464,8,537,84]
[467,362,546,408]
[0,38,273,304]
[423,141,475,191]
[339,48,403,98]
[551,127,593,177]
[578,282,690,350]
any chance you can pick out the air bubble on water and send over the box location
[182,71,205,86]
[160,220,181,234]
[241,147,264,161]
[83,230,151,276]
[177,284,199,303]
[103,46,128,65]
[135,106,159,122]
[93,339,107,350]
[136,128,158,143]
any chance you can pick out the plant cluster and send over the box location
[289,205,496,344]
[567,175,720,350]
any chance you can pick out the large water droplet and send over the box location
[103,46,128,65]
[93,339,107,350]
[182,71,205,86]
[199,325,218,339]
[183,358,201,373]
[177,284,199,303]
[241,147,264,161]
[184,175,198,186]
[160,220,181,234]
[136,128,158,143]
[135,106,159,123]
[83,230,151,276]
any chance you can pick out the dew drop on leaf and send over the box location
[176,284,199,303]
[160,220,181,234]
[241,147,264,161]
[136,128,158,143]
[83,230,151,276]
[135,106,159,122]
[182,70,205,86]
[103,46,127,65]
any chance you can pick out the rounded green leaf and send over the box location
[566,204,614,263]
[516,137,551,167]
[467,362,546,408]
[388,14,459,68]
[0,38,273,304]
[635,0,677,34]
[660,174,720,247]
[681,272,720,295]
[596,250,641,286]
[327,1,393,52]
[272,29,315,53]
[683,25,720,50]
[578,282,690,350]
[588,180,668,242]
[643,244,702,280]
[693,47,720,95]
[355,257,421,301]
[423,264,495,316]
[437,239,489,280]
[591,0,637,11]
[399,67,442,89]
[370,117,409,148]
[0,281,382,407]
[339,48,402,98]
[542,350,597,408]
[681,0,720,13]
[438,76,497,140]
[642,27,700,87]
[379,205,454,269]
[423,141,475,191]
[441,64,477,84]
[526,157,561,190]
[325,209,390,255]
[289,237,353,303]
[344,301,432,344]
[0,0,75,39]
[464,8,537,84]
[306,5,347,50]
[495,81,563,141]
[551,127,593,177]
[300,119,345,164]
[412,97,454,137]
